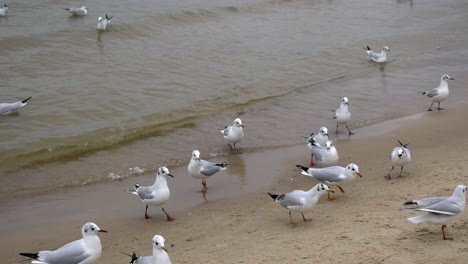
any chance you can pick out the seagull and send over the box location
[296,163,362,201]
[221,118,244,150]
[188,150,228,193]
[305,127,329,166]
[97,14,112,30]
[126,235,172,264]
[365,45,390,63]
[268,183,332,225]
[130,167,174,221]
[404,185,468,240]
[333,97,353,135]
[0,4,8,16]
[385,139,411,179]
[309,139,339,167]
[0,97,32,115]
[64,6,88,16]
[19,222,107,264]
[419,74,454,111]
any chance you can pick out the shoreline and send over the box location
[5,101,468,263]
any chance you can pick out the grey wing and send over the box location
[42,240,90,264]
[413,197,446,208]
[0,102,22,114]
[312,146,325,162]
[135,256,153,264]
[333,109,338,119]
[416,198,463,215]
[222,126,232,136]
[199,160,221,176]
[368,51,381,60]
[424,88,439,98]
[136,186,155,200]
[310,166,345,183]
[280,192,304,208]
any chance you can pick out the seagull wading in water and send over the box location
[221,118,244,150]
[333,97,354,135]
[126,235,172,264]
[0,4,8,16]
[404,185,468,240]
[296,163,362,201]
[0,97,32,115]
[19,222,107,264]
[130,167,175,221]
[365,45,390,63]
[188,150,228,193]
[419,74,454,111]
[64,6,88,16]
[385,139,411,179]
[97,14,112,30]
[268,183,333,225]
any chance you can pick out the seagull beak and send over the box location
[162,247,168,252]
[168,174,174,178]
[450,77,455,80]
[240,125,245,128]
[357,172,363,178]
[197,158,201,161]
[98,229,108,233]
[327,190,335,193]
[325,133,329,137]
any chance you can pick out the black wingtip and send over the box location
[19,253,39,259]
[397,139,409,148]
[403,200,416,206]
[267,192,278,200]
[106,14,113,20]
[21,96,32,104]
[296,164,308,171]
[130,252,139,264]
[367,45,371,50]
[216,162,228,168]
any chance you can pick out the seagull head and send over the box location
[192,150,201,161]
[383,46,390,52]
[346,163,362,177]
[158,166,174,178]
[325,140,333,150]
[82,222,107,237]
[442,74,454,81]
[315,183,334,194]
[397,147,405,158]
[342,97,349,105]
[98,16,103,22]
[152,235,167,252]
[234,118,244,128]
[319,127,329,137]
[3,4,7,8]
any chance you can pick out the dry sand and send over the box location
[5,102,468,264]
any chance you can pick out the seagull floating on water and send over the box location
[126,235,172,264]
[419,74,454,111]
[97,14,112,30]
[268,183,332,225]
[64,6,88,16]
[404,185,468,240]
[0,4,8,16]
[188,150,228,193]
[385,139,411,179]
[0,97,32,115]
[221,118,244,150]
[365,45,390,63]
[333,97,353,135]
[19,222,107,264]
[130,167,175,221]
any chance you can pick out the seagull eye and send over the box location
[155,242,159,245]
[91,227,95,231]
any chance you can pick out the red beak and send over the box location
[357,172,363,178]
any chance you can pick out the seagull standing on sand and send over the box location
[0,4,8,16]
[385,139,411,179]
[188,150,228,193]
[130,167,175,221]
[296,163,362,201]
[0,97,32,115]
[307,127,329,147]
[419,74,454,111]
[268,183,332,225]
[309,139,339,167]
[333,97,354,135]
[19,222,107,264]
[221,118,244,150]
[64,6,88,16]
[97,14,112,30]
[126,235,172,264]
[404,185,468,240]
[365,45,390,63]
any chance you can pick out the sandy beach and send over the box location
[4,101,468,263]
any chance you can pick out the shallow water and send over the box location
[1,0,468,196]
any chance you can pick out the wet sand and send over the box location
[5,101,468,263]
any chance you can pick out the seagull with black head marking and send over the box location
[304,127,329,166]
[0,97,32,115]
[309,139,339,167]
[268,183,332,225]
[97,14,112,30]
[19,222,107,264]
[404,185,468,240]
[333,97,353,135]
[126,235,172,264]
[365,45,390,63]
[419,74,454,111]
[188,150,228,193]
[385,139,411,179]
[221,118,244,150]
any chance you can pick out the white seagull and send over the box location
[385,139,412,179]
[221,118,244,149]
[188,150,228,193]
[309,139,339,167]
[130,167,174,221]
[97,14,112,30]
[268,183,333,225]
[19,222,107,264]
[0,97,32,115]
[419,74,454,111]
[296,163,362,201]
[126,235,172,264]
[64,6,88,16]
[308,127,329,147]
[404,185,468,240]
[0,4,8,16]
[333,97,353,135]
[365,45,390,63]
